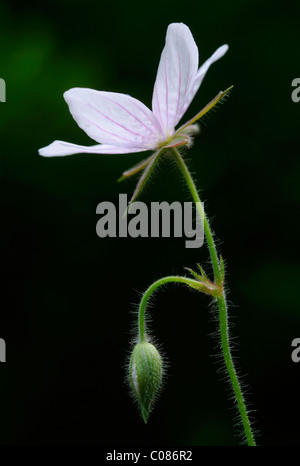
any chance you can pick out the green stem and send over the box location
[217,295,255,446]
[171,148,256,446]
[138,275,199,343]
[171,148,221,284]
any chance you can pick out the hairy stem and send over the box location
[217,295,255,446]
[171,148,255,446]
[138,275,200,343]
[171,148,221,284]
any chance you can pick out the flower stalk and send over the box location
[167,148,256,445]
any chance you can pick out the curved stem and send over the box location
[170,148,256,446]
[138,275,200,343]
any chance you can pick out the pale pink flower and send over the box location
[39,23,228,158]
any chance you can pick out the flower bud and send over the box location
[129,342,162,423]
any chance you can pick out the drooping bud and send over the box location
[129,342,162,423]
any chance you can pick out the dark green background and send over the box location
[0,0,299,446]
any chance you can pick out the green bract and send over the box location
[129,342,162,423]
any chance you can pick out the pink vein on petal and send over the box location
[180,54,191,117]
[83,116,133,143]
[155,85,163,133]
[175,39,181,123]
[105,96,158,139]
[130,100,164,139]
[164,59,169,129]
[87,102,145,141]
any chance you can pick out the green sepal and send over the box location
[185,267,202,282]
[196,263,209,280]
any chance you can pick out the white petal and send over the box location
[152,23,199,137]
[182,44,229,117]
[38,140,149,157]
[64,88,162,149]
